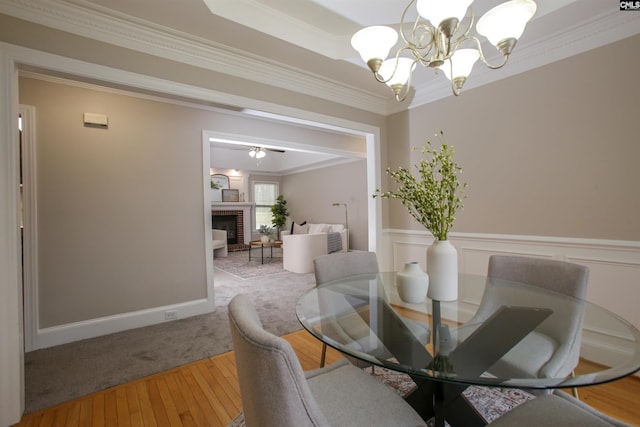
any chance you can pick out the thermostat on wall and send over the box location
[83,112,108,128]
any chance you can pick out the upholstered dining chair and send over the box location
[313,251,430,367]
[462,255,589,396]
[228,294,427,427]
[488,390,632,426]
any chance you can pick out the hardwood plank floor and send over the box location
[15,330,640,426]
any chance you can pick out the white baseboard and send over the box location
[32,297,215,350]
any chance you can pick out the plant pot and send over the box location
[396,262,429,304]
[426,240,458,301]
[260,235,270,243]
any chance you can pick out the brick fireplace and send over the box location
[212,202,254,251]
[212,210,245,251]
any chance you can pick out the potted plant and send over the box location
[270,195,289,240]
[258,225,273,243]
[374,131,467,301]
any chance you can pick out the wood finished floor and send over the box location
[15,330,640,426]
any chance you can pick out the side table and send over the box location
[249,240,282,264]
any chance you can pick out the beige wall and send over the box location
[20,77,214,327]
[0,13,385,130]
[19,76,372,327]
[282,159,369,250]
[385,34,640,241]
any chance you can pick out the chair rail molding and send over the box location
[380,228,640,376]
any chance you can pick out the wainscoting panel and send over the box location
[381,229,640,374]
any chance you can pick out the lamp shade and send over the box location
[476,0,537,46]
[439,49,480,80]
[379,57,415,87]
[351,26,398,63]
[416,0,473,27]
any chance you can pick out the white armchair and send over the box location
[212,229,228,258]
[281,223,347,274]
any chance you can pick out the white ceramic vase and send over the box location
[426,240,458,301]
[396,262,429,304]
[260,235,270,243]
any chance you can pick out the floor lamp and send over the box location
[332,202,349,250]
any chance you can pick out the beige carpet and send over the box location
[214,249,284,280]
[228,367,535,426]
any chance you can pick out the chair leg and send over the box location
[320,343,327,367]
[571,370,579,399]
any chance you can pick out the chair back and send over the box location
[228,294,329,427]
[488,255,589,299]
[313,251,379,285]
[480,255,590,378]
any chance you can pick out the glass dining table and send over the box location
[295,272,640,427]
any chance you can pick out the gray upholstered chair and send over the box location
[228,294,427,427]
[488,390,632,426]
[460,255,589,395]
[313,251,430,367]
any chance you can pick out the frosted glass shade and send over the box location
[351,26,398,63]
[477,0,537,46]
[379,57,415,87]
[439,49,480,80]
[416,0,473,27]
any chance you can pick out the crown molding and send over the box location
[2,0,639,117]
[0,0,391,114]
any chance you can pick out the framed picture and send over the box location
[210,174,229,202]
[222,189,240,202]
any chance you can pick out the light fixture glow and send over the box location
[350,0,537,101]
[351,26,398,73]
[379,57,415,96]
[249,146,266,159]
[477,0,537,51]
[416,0,473,29]
[438,48,480,94]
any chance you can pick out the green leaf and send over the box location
[373,132,467,240]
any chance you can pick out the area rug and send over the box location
[227,367,534,426]
[214,249,284,280]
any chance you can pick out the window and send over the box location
[254,181,279,230]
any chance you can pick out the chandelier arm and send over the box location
[459,7,475,39]
[398,0,434,57]
[372,46,416,84]
[462,36,510,69]
[443,59,462,97]
[394,60,417,102]
[399,0,418,46]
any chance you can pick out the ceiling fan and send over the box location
[212,143,285,156]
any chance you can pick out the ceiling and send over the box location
[3,0,638,114]
[209,140,361,175]
[3,0,639,172]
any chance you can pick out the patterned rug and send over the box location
[227,367,534,426]
[214,249,284,280]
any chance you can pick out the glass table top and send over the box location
[296,272,640,390]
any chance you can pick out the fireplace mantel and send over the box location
[212,202,255,209]
[212,202,255,245]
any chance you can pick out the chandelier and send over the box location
[351,0,537,101]
[248,146,266,159]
